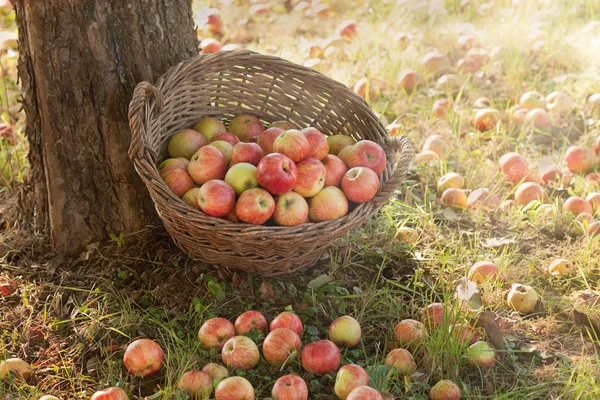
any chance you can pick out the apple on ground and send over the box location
[198,180,236,217]
[440,188,467,208]
[507,283,539,314]
[422,51,451,74]
[548,259,574,276]
[473,108,501,131]
[458,34,477,50]
[422,134,449,156]
[437,172,464,193]
[194,117,227,142]
[188,146,227,185]
[0,358,32,381]
[198,318,236,350]
[123,338,164,377]
[576,212,593,223]
[525,108,551,129]
[236,188,275,225]
[256,127,284,154]
[168,129,207,159]
[340,140,387,174]
[270,311,303,335]
[210,132,240,146]
[353,77,378,100]
[272,375,308,400]
[347,386,383,400]
[302,127,329,160]
[435,74,461,91]
[215,377,255,400]
[328,316,361,347]
[589,221,600,236]
[182,188,201,210]
[468,261,499,284]
[414,150,440,164]
[327,134,356,155]
[228,114,265,142]
[322,154,348,187]
[395,32,412,50]
[341,167,379,203]
[562,196,593,216]
[210,140,234,164]
[230,142,264,166]
[587,193,600,212]
[334,364,369,400]
[234,311,268,335]
[309,186,349,221]
[564,146,599,173]
[39,396,62,400]
[221,336,260,370]
[466,188,500,210]
[263,328,302,366]
[398,69,422,92]
[177,370,213,399]
[499,152,529,183]
[429,380,462,400]
[421,303,450,330]
[393,319,427,346]
[514,182,546,206]
[449,323,481,345]
[90,387,129,400]
[519,91,545,110]
[384,348,416,375]
[510,107,529,127]
[456,57,480,73]
[546,91,574,115]
[466,341,496,367]
[294,157,327,197]
[273,129,310,162]
[301,340,341,375]
[595,136,600,154]
[338,20,357,39]
[432,98,451,118]
[160,164,195,197]
[225,162,259,196]
[202,363,229,381]
[200,38,222,54]
[257,153,298,195]
[274,191,309,226]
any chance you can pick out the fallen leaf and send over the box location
[572,290,600,341]
[455,277,483,311]
[231,273,240,289]
[475,311,507,353]
[307,274,333,290]
[258,280,275,299]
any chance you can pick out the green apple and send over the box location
[225,163,259,195]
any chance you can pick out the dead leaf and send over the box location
[475,311,507,353]
[482,236,516,249]
[231,273,240,289]
[258,280,275,299]
[572,290,600,340]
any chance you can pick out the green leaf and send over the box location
[367,365,394,391]
[308,274,333,290]
[208,281,226,302]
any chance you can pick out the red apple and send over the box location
[168,129,207,159]
[302,127,329,160]
[177,370,213,399]
[525,108,551,129]
[473,108,501,131]
[347,387,383,400]
[263,328,302,366]
[234,311,268,335]
[224,163,259,196]
[353,77,378,100]
[432,98,451,119]
[421,303,450,330]
[466,341,496,367]
[456,57,480,73]
[90,387,129,400]
[198,180,236,217]
[422,51,451,74]
[256,127,284,154]
[398,69,422,92]
[198,318,236,350]
[160,165,195,197]
[158,157,189,172]
[221,336,260,370]
[322,154,348,187]
[210,140,234,164]
[565,146,599,173]
[342,140,386,175]
[393,319,427,346]
[468,261,499,284]
[422,134,449,156]
[338,20,357,39]
[188,146,227,185]
[499,152,529,183]
[327,134,356,155]
[215,377,255,400]
[589,221,600,236]
[270,311,303,335]
[200,38,223,54]
[294,157,327,197]
[230,142,264,167]
[309,186,349,221]
[449,323,481,345]
[328,316,361,347]
[210,132,241,146]
[204,9,222,34]
[586,193,600,212]
[562,196,593,216]
[193,117,227,142]
[273,130,310,162]
[334,364,369,400]
[384,348,416,375]
[0,358,31,381]
[257,153,298,195]
[466,188,500,210]
[440,188,467,208]
[202,363,229,381]
[595,136,600,155]
[576,213,594,223]
[123,339,163,377]
[430,380,462,400]
[274,191,309,226]
[228,114,265,142]
[341,167,379,203]
[236,188,275,225]
[301,340,341,375]
[272,375,308,400]
[514,182,546,206]
[182,188,201,210]
[519,91,545,110]
[587,172,600,183]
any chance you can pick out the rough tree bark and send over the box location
[13,0,198,253]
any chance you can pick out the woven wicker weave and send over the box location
[128,50,413,276]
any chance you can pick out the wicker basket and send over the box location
[128,50,413,277]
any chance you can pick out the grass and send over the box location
[0,0,600,399]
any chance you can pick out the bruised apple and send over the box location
[507,284,539,314]
[0,358,32,381]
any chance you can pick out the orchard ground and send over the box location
[2,0,600,399]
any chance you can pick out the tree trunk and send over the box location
[13,0,198,253]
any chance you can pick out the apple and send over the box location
[565,146,599,173]
[432,98,451,118]
[395,226,419,244]
[422,51,451,74]
[510,107,529,128]
[468,261,499,284]
[421,303,450,330]
[465,47,488,65]
[272,375,308,400]
[204,9,222,34]
[160,166,195,197]
[589,221,600,236]
[347,387,383,400]
[0,358,31,381]
[507,283,539,314]
[334,364,369,400]
[293,157,327,197]
[322,154,348,187]
[328,316,361,347]
[302,127,329,160]
[256,127,284,154]
[422,134,449,156]
[562,196,593,216]
[39,396,62,400]
[576,212,594,223]
[274,191,309,226]
[393,319,427,346]
[398,69,422,92]
[182,187,201,210]
[458,34,477,50]
[338,20,357,39]
[546,91,574,115]
[327,134,356,155]
[586,193,600,212]
[270,120,297,130]
[200,38,223,54]
[198,318,236,350]
[221,336,260,370]
[537,164,561,185]
[215,377,255,400]
[202,363,229,381]
[595,136,600,155]
[263,328,302,366]
[177,370,213,399]
[256,153,298,195]
[499,153,529,183]
[158,157,189,172]
[123,338,164,377]
[430,380,462,400]
[437,172,464,193]
[466,341,496,367]
[234,311,268,335]
[384,348,416,375]
[449,323,481,345]
[525,108,551,129]
[440,188,467,208]
[589,93,600,111]
[198,180,236,217]
[194,117,227,142]
[90,388,129,400]
[273,130,310,162]
[353,77,378,100]
[168,129,207,159]
[466,188,500,210]
[473,108,501,131]
[309,186,349,221]
[210,132,240,146]
[210,140,234,164]
[395,32,412,50]
[188,146,227,185]
[519,91,545,110]
[414,150,440,164]
[587,172,600,182]
[228,114,265,142]
[341,167,379,203]
[301,340,341,375]
[456,57,480,73]
[270,311,303,335]
[225,163,259,196]
[548,258,574,276]
[514,182,546,206]
[236,188,275,225]
[230,142,263,167]
[435,74,461,91]
[340,140,386,175]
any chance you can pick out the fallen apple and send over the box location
[422,51,451,75]
[499,152,529,184]
[449,323,481,345]
[0,357,32,381]
[177,370,213,399]
[519,91,545,110]
[263,328,302,366]
[546,91,574,115]
[548,258,574,276]
[215,376,255,400]
[201,363,229,381]
[587,193,600,213]
[334,364,370,400]
[473,108,502,131]
[422,134,449,156]
[525,108,551,129]
[123,338,164,377]
[234,311,268,335]
[90,387,129,400]
[272,375,308,400]
[562,196,593,216]
[565,146,598,174]
[466,188,501,210]
[421,303,451,330]
[221,336,260,370]
[468,261,499,284]
[200,38,223,54]
[440,188,467,208]
[198,318,236,350]
[301,340,341,375]
[353,77,378,100]
[429,380,462,400]
[328,316,361,347]
[437,172,465,193]
[507,283,539,314]
[514,182,546,206]
[435,74,461,91]
[270,311,303,335]
[346,386,383,400]
[384,348,416,375]
[589,221,600,236]
[466,341,496,367]
[393,319,427,346]
[398,69,422,92]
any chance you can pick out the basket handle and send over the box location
[373,135,414,206]
[128,81,164,163]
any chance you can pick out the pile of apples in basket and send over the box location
[159,114,387,225]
